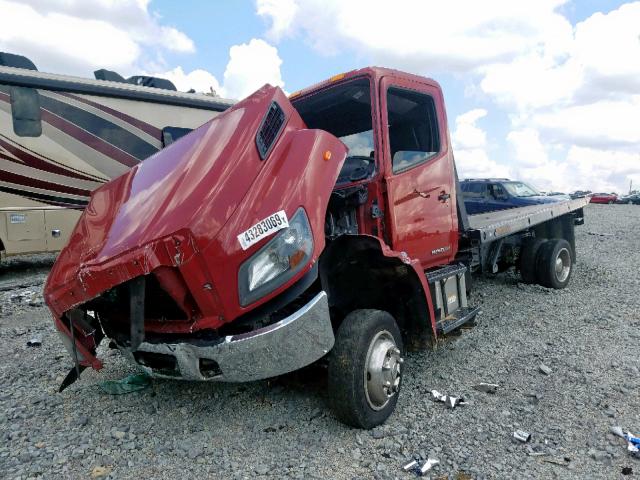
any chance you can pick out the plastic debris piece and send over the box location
[611,426,626,438]
[26,337,42,347]
[538,363,552,375]
[543,457,571,466]
[472,383,498,394]
[401,457,440,477]
[91,465,112,478]
[431,389,466,409]
[403,459,419,471]
[99,372,151,395]
[403,458,420,474]
[514,430,532,442]
[420,458,440,475]
[611,426,640,457]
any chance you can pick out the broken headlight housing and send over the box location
[238,208,313,306]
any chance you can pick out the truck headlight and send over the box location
[238,208,313,306]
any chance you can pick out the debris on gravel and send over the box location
[538,363,552,375]
[1,205,639,479]
[472,383,499,394]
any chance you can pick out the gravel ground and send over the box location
[1,204,639,479]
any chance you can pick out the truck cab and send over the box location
[44,67,587,429]
[291,68,459,270]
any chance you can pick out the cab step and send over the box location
[436,306,481,334]
[426,263,481,334]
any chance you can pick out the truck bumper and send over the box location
[122,291,334,382]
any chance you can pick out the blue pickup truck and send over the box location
[461,178,561,215]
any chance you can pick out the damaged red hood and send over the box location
[45,83,348,347]
[47,86,298,294]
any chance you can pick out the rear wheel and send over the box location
[328,309,403,429]
[536,238,573,289]
[519,237,546,284]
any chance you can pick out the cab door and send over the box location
[380,76,457,269]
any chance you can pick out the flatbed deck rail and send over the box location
[467,197,590,243]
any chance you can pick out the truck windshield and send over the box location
[503,181,541,197]
[292,78,375,184]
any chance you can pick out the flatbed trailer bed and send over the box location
[459,197,590,274]
[466,197,589,243]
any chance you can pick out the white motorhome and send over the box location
[0,52,233,261]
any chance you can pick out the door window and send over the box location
[11,87,42,137]
[387,87,440,174]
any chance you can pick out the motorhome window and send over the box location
[292,78,375,184]
[10,87,42,137]
[387,87,440,174]
[162,126,193,147]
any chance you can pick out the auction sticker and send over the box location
[237,210,289,250]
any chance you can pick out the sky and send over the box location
[0,0,638,194]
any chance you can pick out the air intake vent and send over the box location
[256,102,285,159]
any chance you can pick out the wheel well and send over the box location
[319,235,432,346]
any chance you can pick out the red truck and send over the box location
[44,67,589,429]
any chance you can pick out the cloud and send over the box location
[532,97,640,151]
[152,66,221,94]
[257,0,299,42]
[565,147,640,193]
[152,39,285,99]
[0,0,194,76]
[507,129,549,168]
[256,0,640,192]
[452,109,511,179]
[256,0,573,72]
[452,109,488,150]
[1,2,285,102]
[221,38,284,99]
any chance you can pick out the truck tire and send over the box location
[328,309,403,429]
[519,237,546,284]
[536,238,573,289]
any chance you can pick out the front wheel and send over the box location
[328,309,403,429]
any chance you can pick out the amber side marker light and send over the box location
[323,150,332,161]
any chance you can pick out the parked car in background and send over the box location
[590,193,618,204]
[570,190,592,199]
[616,194,640,205]
[547,192,571,200]
[460,178,562,214]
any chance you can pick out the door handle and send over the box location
[414,189,430,199]
[438,192,451,202]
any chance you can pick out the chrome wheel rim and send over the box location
[364,330,402,411]
[554,247,571,283]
